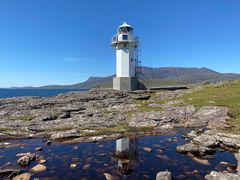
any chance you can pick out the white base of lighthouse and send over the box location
[113,77,139,91]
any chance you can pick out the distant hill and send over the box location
[138,67,240,86]
[39,76,114,89]
[16,67,240,89]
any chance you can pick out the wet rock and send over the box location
[103,173,119,180]
[186,130,198,138]
[12,173,31,180]
[17,153,36,166]
[82,164,91,170]
[0,143,27,149]
[192,157,210,165]
[73,145,79,150]
[0,168,22,178]
[30,164,47,173]
[176,143,215,155]
[70,163,77,169]
[39,159,46,164]
[178,130,240,157]
[205,171,239,180]
[35,147,43,151]
[156,170,172,180]
[46,140,51,145]
[143,147,153,153]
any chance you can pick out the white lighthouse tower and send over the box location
[112,22,139,91]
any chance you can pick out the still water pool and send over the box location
[0,129,237,180]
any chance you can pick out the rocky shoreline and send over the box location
[0,88,233,140]
[0,87,240,179]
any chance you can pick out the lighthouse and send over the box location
[112,22,139,91]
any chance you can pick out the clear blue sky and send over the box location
[0,0,240,87]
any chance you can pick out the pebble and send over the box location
[73,146,78,150]
[219,161,229,166]
[39,159,46,164]
[192,157,210,166]
[46,140,51,145]
[35,147,43,151]
[83,164,91,170]
[70,163,77,168]
[143,147,152,153]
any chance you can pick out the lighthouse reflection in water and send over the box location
[114,137,139,174]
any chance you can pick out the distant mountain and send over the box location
[39,76,114,89]
[137,67,240,87]
[13,67,240,89]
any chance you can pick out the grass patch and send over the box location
[10,115,33,121]
[81,123,129,136]
[80,123,155,137]
[127,98,163,118]
[179,81,240,133]
[0,127,11,132]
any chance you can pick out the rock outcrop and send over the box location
[0,88,233,141]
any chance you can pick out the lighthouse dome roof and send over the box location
[119,22,133,29]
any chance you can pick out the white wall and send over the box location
[116,48,135,77]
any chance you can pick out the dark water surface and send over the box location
[0,89,86,99]
[0,129,237,180]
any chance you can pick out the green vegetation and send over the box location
[179,81,240,133]
[133,99,162,112]
[0,127,11,132]
[145,79,187,87]
[10,115,33,121]
[80,123,155,137]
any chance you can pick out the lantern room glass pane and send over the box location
[123,35,128,40]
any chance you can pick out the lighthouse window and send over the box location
[123,35,128,40]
